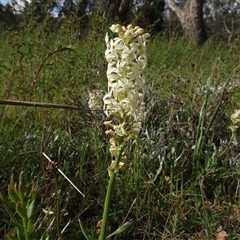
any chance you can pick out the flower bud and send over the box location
[136,28,144,35]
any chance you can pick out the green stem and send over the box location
[23,216,30,240]
[99,149,123,240]
[54,171,62,240]
[99,170,116,240]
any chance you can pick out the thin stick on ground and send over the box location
[42,152,85,197]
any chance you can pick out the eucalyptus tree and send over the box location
[167,0,207,44]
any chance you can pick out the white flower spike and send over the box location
[103,24,149,162]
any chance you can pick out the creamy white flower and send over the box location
[104,120,115,128]
[231,110,240,125]
[230,109,240,132]
[110,145,122,157]
[129,126,141,135]
[105,38,125,62]
[105,129,115,136]
[124,28,137,41]
[136,28,144,35]
[131,58,146,72]
[130,37,146,56]
[104,98,126,118]
[105,33,110,48]
[110,24,121,33]
[115,61,130,77]
[109,38,125,52]
[126,92,144,120]
[142,33,150,42]
[121,47,136,64]
[115,78,134,95]
[134,75,146,90]
[114,122,128,136]
[88,90,103,110]
[105,49,118,62]
[103,23,149,161]
[127,24,133,30]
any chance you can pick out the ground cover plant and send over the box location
[1,13,240,240]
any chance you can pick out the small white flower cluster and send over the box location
[229,109,240,132]
[103,24,150,161]
[88,90,104,110]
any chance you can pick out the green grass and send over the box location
[1,16,240,239]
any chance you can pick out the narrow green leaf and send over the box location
[16,202,26,219]
[79,219,91,240]
[2,219,23,229]
[106,220,135,239]
[18,185,25,203]
[46,218,55,232]
[40,235,50,240]
[14,183,18,197]
[24,185,31,199]
[8,185,19,204]
[0,191,7,203]
[9,174,16,193]
[19,171,24,186]
[16,228,25,240]
[61,219,71,234]
[29,186,37,201]
[27,199,35,219]
[2,203,20,226]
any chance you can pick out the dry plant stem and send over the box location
[29,46,73,101]
[99,149,123,240]
[0,99,103,112]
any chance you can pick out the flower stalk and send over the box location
[99,146,123,240]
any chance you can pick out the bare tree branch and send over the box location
[167,0,185,20]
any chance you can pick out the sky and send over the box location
[0,0,58,15]
[1,0,10,4]
[0,0,26,7]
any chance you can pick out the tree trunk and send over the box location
[167,0,207,45]
[105,0,132,23]
[118,0,131,22]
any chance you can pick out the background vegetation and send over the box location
[1,0,240,239]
